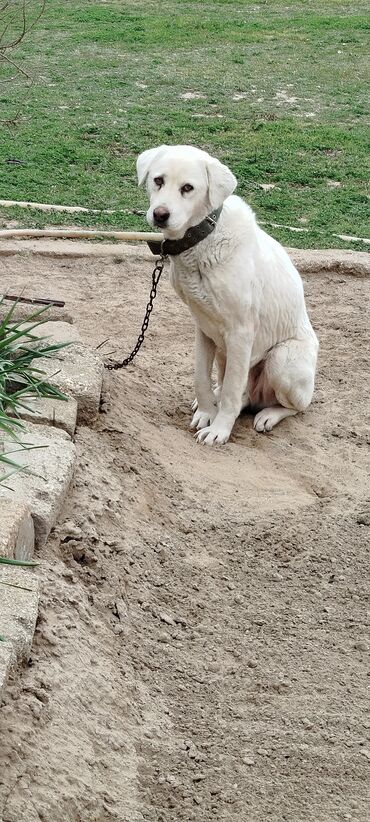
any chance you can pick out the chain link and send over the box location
[105,256,165,370]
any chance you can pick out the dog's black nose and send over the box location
[153,206,170,226]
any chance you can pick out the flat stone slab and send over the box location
[0,238,155,260]
[288,248,370,279]
[0,499,35,561]
[0,240,369,277]
[36,342,103,424]
[0,423,76,547]
[0,566,39,663]
[32,320,80,345]
[16,395,78,438]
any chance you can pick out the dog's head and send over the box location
[137,144,237,239]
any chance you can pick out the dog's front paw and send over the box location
[190,406,217,431]
[195,422,231,446]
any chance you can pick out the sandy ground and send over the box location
[0,247,369,822]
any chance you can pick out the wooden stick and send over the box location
[0,227,164,242]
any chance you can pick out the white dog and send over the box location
[137,144,319,446]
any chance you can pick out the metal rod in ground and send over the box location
[3,295,65,307]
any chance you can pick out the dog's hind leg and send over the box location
[253,336,318,433]
[253,405,298,432]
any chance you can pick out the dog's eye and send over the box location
[154,176,164,188]
[181,184,194,194]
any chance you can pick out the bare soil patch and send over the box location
[0,249,369,822]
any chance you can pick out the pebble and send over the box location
[354,641,368,652]
[29,702,42,719]
[356,514,370,526]
[166,774,181,787]
[159,612,175,626]
[302,718,314,730]
[62,570,76,582]
[115,598,129,621]
[158,632,169,643]
[188,747,199,760]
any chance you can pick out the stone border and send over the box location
[0,239,369,278]
[0,319,103,696]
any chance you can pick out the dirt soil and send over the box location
[0,248,369,822]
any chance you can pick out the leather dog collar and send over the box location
[147,205,223,257]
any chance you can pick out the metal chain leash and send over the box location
[104,255,166,370]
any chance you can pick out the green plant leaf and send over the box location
[0,302,70,482]
[0,556,38,567]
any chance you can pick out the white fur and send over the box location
[137,144,319,445]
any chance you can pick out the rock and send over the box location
[14,395,78,438]
[31,320,80,345]
[0,423,76,547]
[288,249,370,280]
[36,342,103,424]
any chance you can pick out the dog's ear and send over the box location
[136,145,168,186]
[206,158,237,208]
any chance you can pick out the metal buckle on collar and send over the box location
[206,213,217,227]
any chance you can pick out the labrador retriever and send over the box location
[137,144,319,446]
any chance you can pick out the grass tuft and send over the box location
[0,297,69,482]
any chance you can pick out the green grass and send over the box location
[0,0,369,249]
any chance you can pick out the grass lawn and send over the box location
[0,0,369,249]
